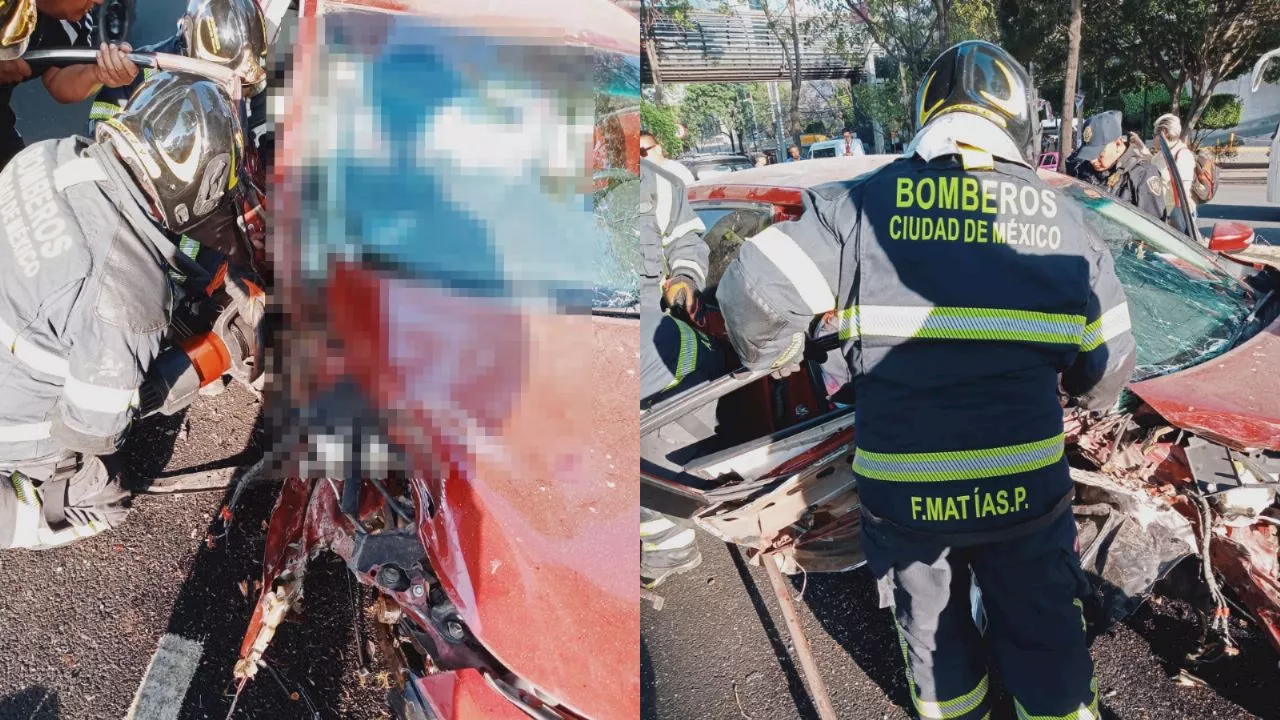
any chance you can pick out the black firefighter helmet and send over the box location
[96,71,246,237]
[178,0,269,96]
[915,40,1040,164]
[0,0,34,61]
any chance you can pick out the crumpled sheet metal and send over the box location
[1071,469,1199,622]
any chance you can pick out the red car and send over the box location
[642,155,1280,660]
[233,2,641,719]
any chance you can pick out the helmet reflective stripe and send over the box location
[916,41,1038,164]
[978,60,1022,118]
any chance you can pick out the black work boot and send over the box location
[640,507,702,589]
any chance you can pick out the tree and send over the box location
[850,80,908,138]
[679,83,767,151]
[1058,0,1081,170]
[640,0,694,105]
[756,0,844,146]
[1194,93,1244,147]
[1118,0,1280,137]
[836,0,999,133]
[641,101,685,155]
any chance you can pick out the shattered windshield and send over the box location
[591,51,641,311]
[1065,184,1255,380]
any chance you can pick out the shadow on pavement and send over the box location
[1120,563,1280,720]
[784,568,908,712]
[0,686,59,720]
[640,636,657,719]
[155,480,378,720]
[726,545,820,719]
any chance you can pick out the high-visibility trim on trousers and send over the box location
[853,433,1064,482]
[642,528,696,552]
[838,305,1086,346]
[663,319,698,391]
[895,619,990,719]
[1013,678,1099,720]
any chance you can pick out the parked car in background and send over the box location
[1039,151,1060,170]
[683,153,754,181]
[643,155,1280,667]
[808,137,865,158]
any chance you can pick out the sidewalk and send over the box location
[1217,144,1270,170]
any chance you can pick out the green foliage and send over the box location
[949,0,999,43]
[804,120,829,135]
[676,82,774,148]
[641,101,684,155]
[1199,93,1243,130]
[851,81,908,137]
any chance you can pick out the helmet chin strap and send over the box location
[87,140,212,283]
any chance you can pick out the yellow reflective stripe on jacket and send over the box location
[663,318,698,391]
[1080,303,1131,351]
[895,619,990,719]
[839,305,1085,345]
[854,433,1064,482]
[1014,678,1099,720]
[89,101,120,120]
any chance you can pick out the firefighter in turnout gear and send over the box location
[86,0,270,283]
[1074,110,1166,219]
[0,72,245,550]
[639,155,724,588]
[716,41,1136,719]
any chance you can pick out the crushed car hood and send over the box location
[1129,315,1280,451]
[331,266,638,720]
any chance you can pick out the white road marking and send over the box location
[125,634,204,720]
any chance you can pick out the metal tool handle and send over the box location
[21,50,243,101]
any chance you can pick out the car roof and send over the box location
[689,154,1065,190]
[686,154,751,162]
[689,155,898,188]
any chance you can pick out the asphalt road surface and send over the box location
[643,184,1280,720]
[0,384,393,720]
[1199,181,1280,244]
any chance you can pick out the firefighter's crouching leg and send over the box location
[0,454,131,550]
[971,510,1098,720]
[862,521,991,720]
[640,507,702,589]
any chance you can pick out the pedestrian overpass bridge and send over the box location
[641,9,872,84]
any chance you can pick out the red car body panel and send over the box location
[1128,316,1280,451]
[688,156,1280,451]
[243,1,641,717]
[343,267,637,720]
[415,669,533,720]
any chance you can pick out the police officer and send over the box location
[0,72,247,549]
[0,0,140,170]
[1074,110,1165,218]
[716,41,1136,719]
[87,0,270,279]
[639,155,722,588]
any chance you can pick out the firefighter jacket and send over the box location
[717,118,1137,535]
[638,157,707,310]
[0,138,192,463]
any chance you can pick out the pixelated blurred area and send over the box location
[245,1,641,718]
